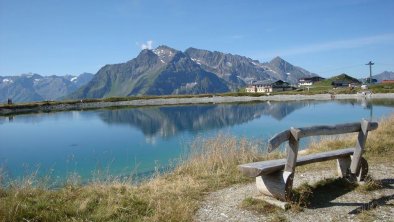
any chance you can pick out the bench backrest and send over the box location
[268,120,378,174]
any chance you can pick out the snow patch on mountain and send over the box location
[2,79,13,84]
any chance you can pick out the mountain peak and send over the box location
[136,48,158,60]
[21,73,43,79]
[270,56,286,63]
[185,47,209,53]
[152,45,180,63]
[268,56,292,70]
[155,45,178,51]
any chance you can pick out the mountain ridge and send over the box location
[4,45,391,102]
[70,45,319,99]
[0,73,93,102]
[373,71,394,82]
[69,47,230,99]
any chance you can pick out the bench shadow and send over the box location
[296,177,394,210]
[380,178,394,189]
[295,178,356,209]
[348,194,394,214]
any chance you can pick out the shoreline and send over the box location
[1,93,394,116]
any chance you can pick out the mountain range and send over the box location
[185,47,317,88]
[0,73,93,102]
[69,45,318,99]
[2,45,393,102]
[372,71,394,82]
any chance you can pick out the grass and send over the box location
[0,92,270,116]
[0,92,272,110]
[356,175,383,193]
[241,197,281,214]
[357,210,376,222]
[241,198,288,222]
[1,114,393,221]
[272,82,394,95]
[368,83,394,93]
[0,94,215,109]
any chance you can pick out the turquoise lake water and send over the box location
[0,99,393,183]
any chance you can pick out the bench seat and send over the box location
[239,148,355,177]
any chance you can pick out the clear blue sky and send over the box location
[1,0,394,78]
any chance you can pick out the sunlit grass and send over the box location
[0,135,272,221]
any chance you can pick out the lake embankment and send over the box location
[1,114,393,221]
[1,93,394,115]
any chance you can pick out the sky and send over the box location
[1,0,394,78]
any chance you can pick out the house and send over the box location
[363,78,378,84]
[246,80,293,93]
[245,85,257,93]
[331,80,350,87]
[331,80,359,88]
[298,76,325,87]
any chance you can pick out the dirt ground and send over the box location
[194,163,394,222]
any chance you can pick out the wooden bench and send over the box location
[238,120,378,202]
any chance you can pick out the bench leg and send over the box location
[356,157,368,182]
[337,156,351,178]
[255,171,293,201]
[337,156,368,182]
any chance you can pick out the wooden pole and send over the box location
[350,120,369,174]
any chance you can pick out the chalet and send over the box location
[331,80,359,88]
[298,76,325,87]
[245,80,293,93]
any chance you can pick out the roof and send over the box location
[252,80,275,86]
[332,80,352,84]
[251,80,287,86]
[299,76,325,82]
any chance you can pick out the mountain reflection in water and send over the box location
[98,101,318,138]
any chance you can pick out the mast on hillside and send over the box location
[365,61,374,84]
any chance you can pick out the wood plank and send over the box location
[238,148,355,177]
[255,171,293,202]
[267,122,378,152]
[294,122,378,139]
[268,130,290,152]
[284,128,300,173]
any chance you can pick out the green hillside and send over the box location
[314,73,361,87]
[275,73,365,95]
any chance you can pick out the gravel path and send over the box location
[194,164,394,222]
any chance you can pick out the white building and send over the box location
[298,77,325,87]
[246,80,292,93]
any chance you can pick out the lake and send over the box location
[1,99,393,184]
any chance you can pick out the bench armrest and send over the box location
[268,120,378,152]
